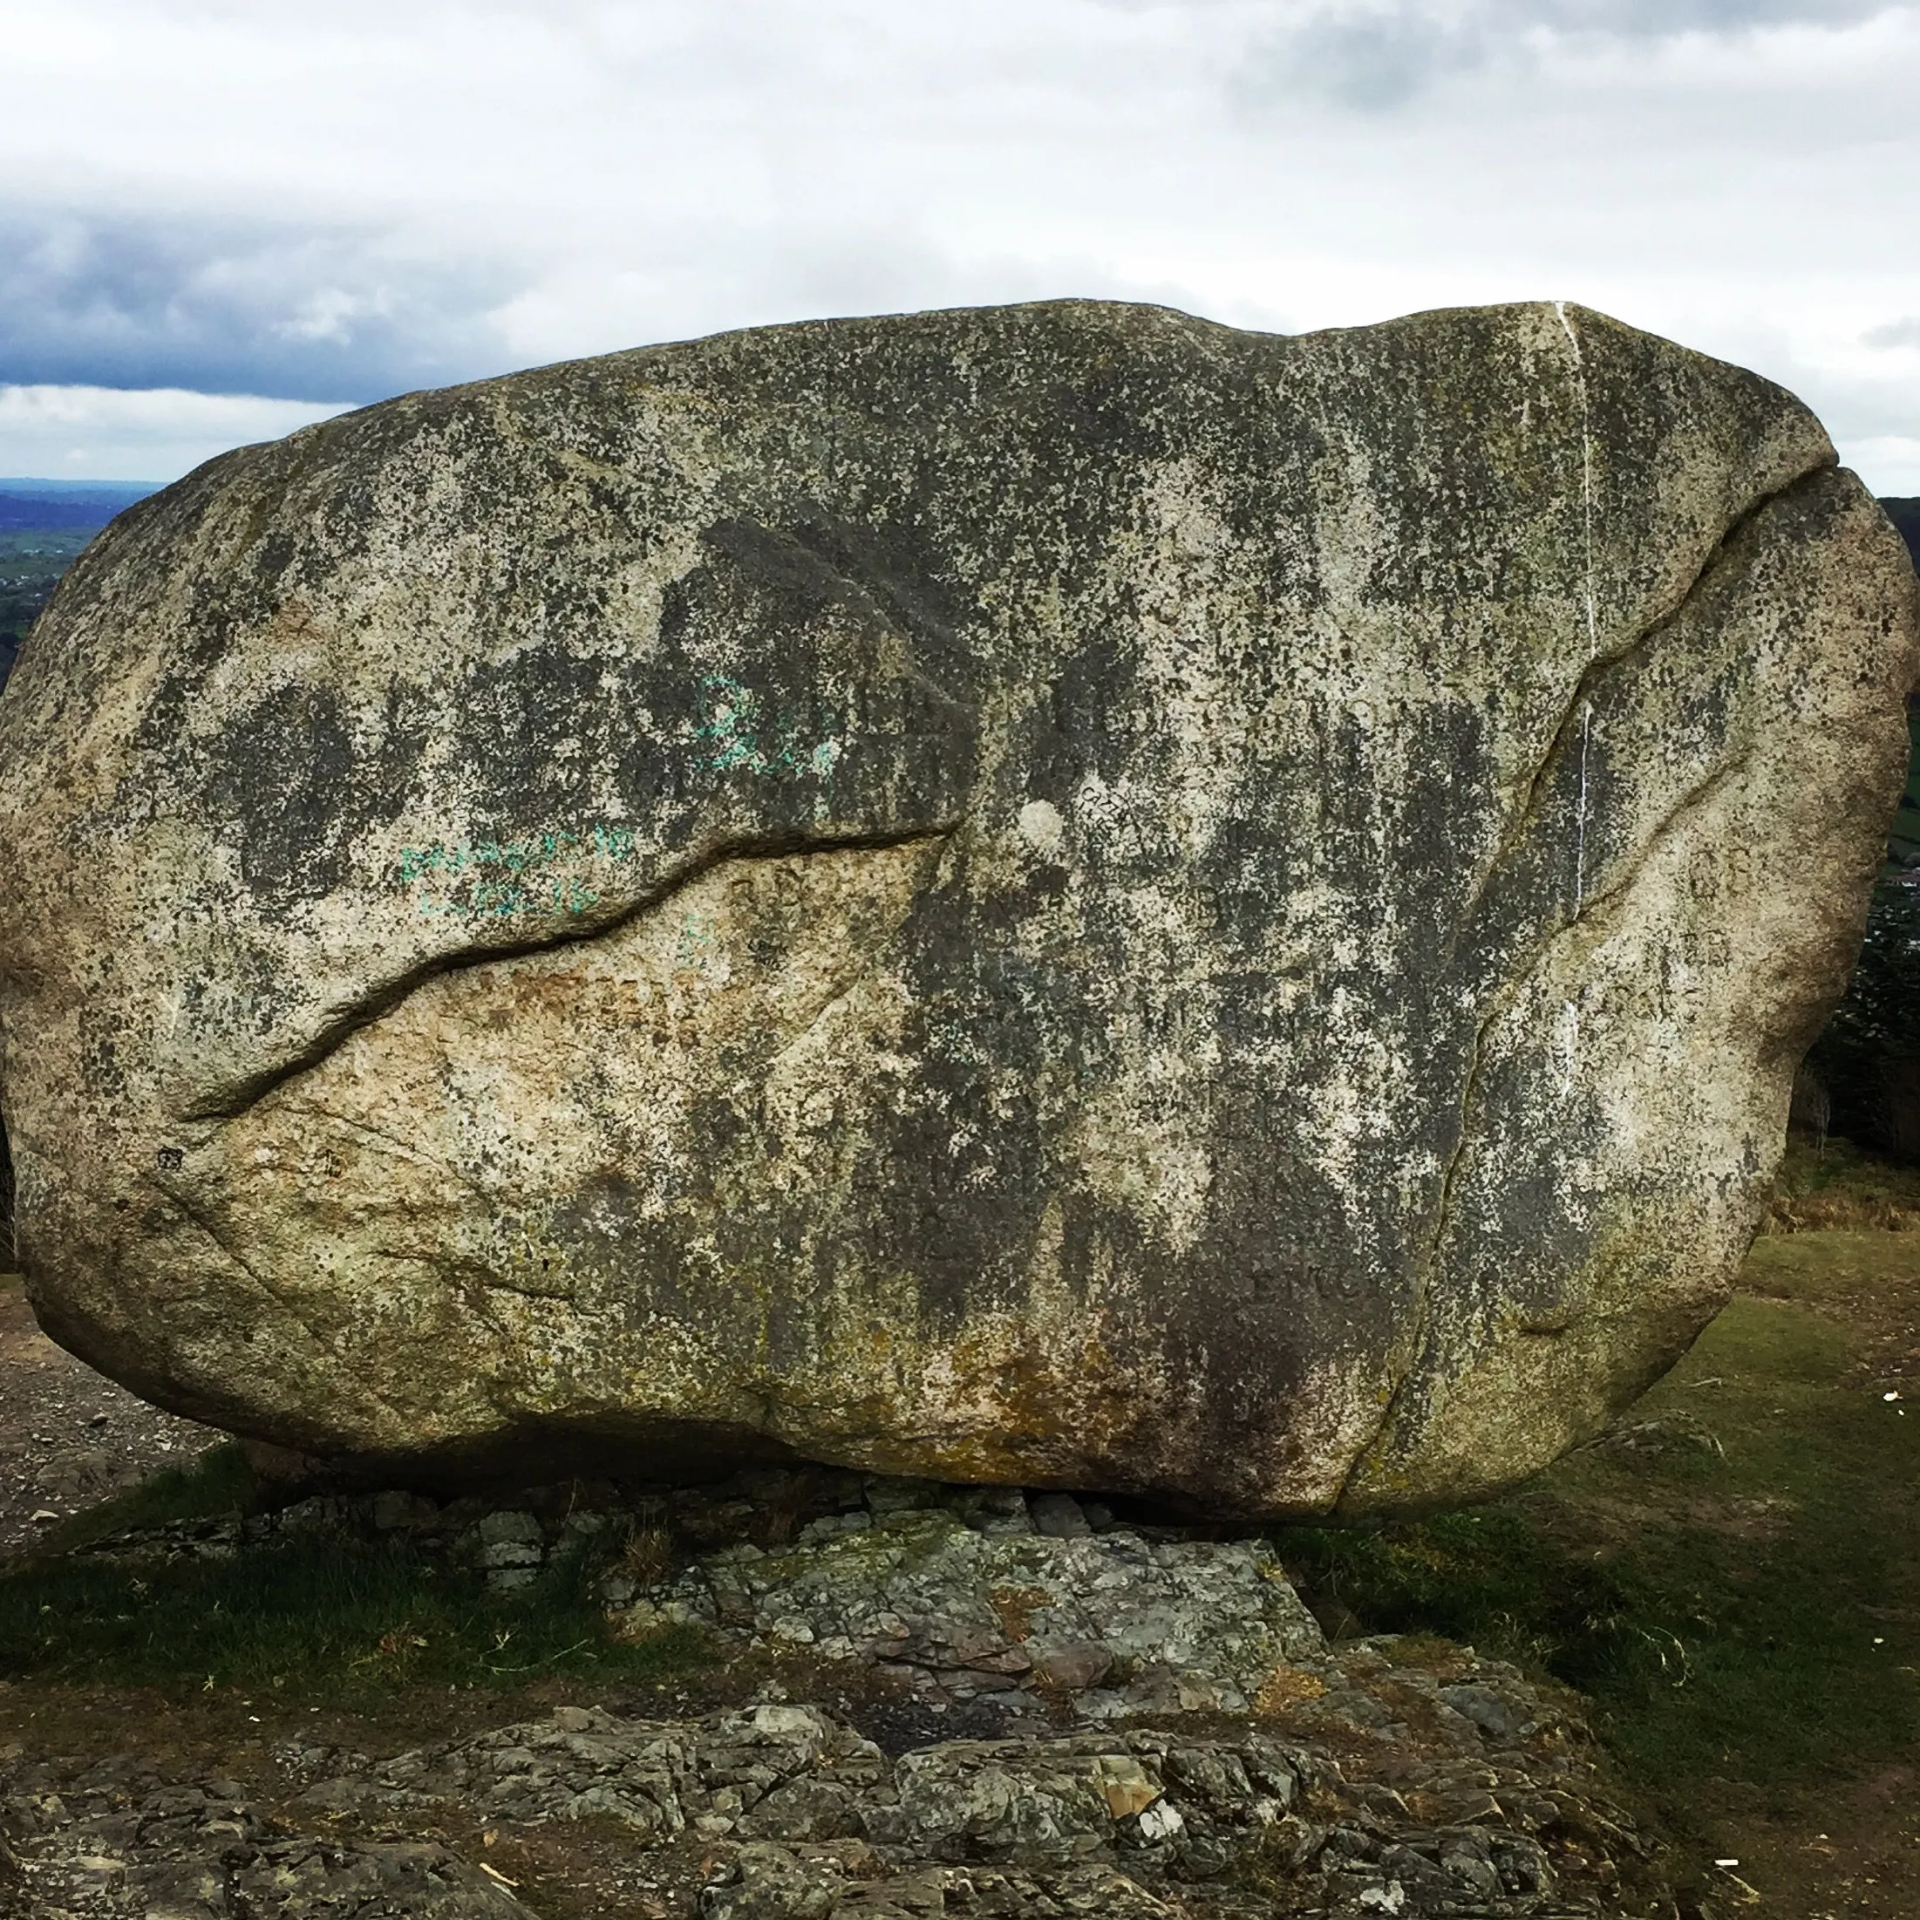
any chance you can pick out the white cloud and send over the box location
[0,385,347,482]
[0,1,1914,486]
[1865,316,1920,350]
[1845,437,1920,496]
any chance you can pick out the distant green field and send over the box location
[0,529,104,674]
[0,528,98,562]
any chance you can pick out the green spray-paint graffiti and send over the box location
[675,906,719,968]
[695,675,843,780]
[398,824,641,922]
[395,681,837,921]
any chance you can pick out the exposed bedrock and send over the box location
[0,299,1913,1515]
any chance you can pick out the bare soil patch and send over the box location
[0,1274,219,1559]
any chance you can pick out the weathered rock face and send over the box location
[0,299,1912,1515]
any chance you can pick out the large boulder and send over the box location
[0,300,1912,1516]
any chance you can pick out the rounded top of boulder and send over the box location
[1,298,1912,1516]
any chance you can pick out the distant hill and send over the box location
[0,480,159,531]
[1881,498,1920,575]
[0,480,160,683]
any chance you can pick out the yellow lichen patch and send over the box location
[1253,1666,1329,1716]
[1092,1755,1163,1820]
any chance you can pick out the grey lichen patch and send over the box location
[0,298,1912,1515]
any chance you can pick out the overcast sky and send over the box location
[3,0,1918,490]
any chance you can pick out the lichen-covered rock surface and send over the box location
[0,298,1913,1512]
[610,1496,1328,1719]
[3,1673,1654,1919]
[271,1692,1613,1920]
[4,1471,1682,1916]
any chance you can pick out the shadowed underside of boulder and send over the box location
[0,298,1913,1516]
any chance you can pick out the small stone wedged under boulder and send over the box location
[0,298,1913,1514]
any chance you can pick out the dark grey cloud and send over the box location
[1239,0,1892,113]
[1865,316,1920,349]
[0,209,523,403]
[1260,10,1481,110]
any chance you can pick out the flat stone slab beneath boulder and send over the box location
[614,1502,1326,1718]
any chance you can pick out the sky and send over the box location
[2,0,1918,490]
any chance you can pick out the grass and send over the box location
[0,529,96,566]
[0,1496,712,1700]
[1278,1223,1920,1829]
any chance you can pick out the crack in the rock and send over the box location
[363,1242,576,1314]
[1456,456,1837,953]
[149,1172,415,1436]
[183,821,959,1124]
[1555,299,1600,658]
[1338,392,1844,1513]
[1328,976,1510,1520]
[1334,734,1765,1515]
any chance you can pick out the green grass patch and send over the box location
[0,536,82,659]
[0,528,96,567]
[1280,1236,1920,1820]
[48,1441,260,1553]
[0,1521,712,1700]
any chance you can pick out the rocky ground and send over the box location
[1,1193,1917,1917]
[4,1469,1670,1918]
[1,1688,1634,1919]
